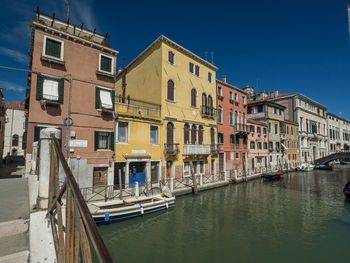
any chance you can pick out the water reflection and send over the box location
[98,167,350,263]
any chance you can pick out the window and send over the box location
[200,161,204,174]
[96,87,114,110]
[269,142,273,150]
[257,105,263,112]
[117,122,128,143]
[43,79,59,101]
[274,107,277,114]
[99,54,113,74]
[242,96,246,104]
[36,75,64,103]
[195,65,200,77]
[257,142,262,149]
[235,152,239,159]
[184,123,190,144]
[94,131,114,150]
[264,142,267,149]
[250,141,255,149]
[150,126,158,145]
[12,134,19,147]
[229,91,233,100]
[191,125,197,144]
[218,133,224,144]
[191,88,197,107]
[276,142,280,151]
[269,123,271,133]
[287,126,289,135]
[235,135,240,145]
[167,80,175,101]
[198,126,204,144]
[275,124,278,134]
[192,161,198,174]
[43,36,64,60]
[189,62,194,73]
[183,162,190,176]
[243,136,247,145]
[234,93,238,101]
[208,72,212,83]
[218,109,223,123]
[217,86,223,96]
[168,51,175,65]
[230,134,235,144]
[279,109,282,115]
[229,111,233,125]
[230,152,235,160]
[257,127,261,134]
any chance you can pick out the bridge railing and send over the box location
[47,134,113,263]
[314,151,350,164]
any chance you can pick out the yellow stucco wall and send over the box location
[285,123,298,164]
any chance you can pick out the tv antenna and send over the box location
[210,51,214,64]
[63,0,70,20]
[204,51,208,61]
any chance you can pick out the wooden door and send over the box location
[167,123,174,144]
[198,126,203,144]
[93,167,107,191]
[210,128,215,145]
[219,153,224,172]
[166,161,173,178]
[191,125,197,144]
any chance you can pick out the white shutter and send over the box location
[99,90,113,109]
[43,79,59,101]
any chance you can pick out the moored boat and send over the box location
[263,170,284,180]
[340,161,350,165]
[343,181,350,199]
[296,163,314,172]
[89,195,175,224]
[314,163,333,170]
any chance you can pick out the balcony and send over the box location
[164,144,179,156]
[234,123,249,135]
[183,144,211,155]
[201,105,216,119]
[210,144,220,154]
[115,97,161,121]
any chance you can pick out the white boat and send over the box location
[296,163,314,172]
[88,194,175,224]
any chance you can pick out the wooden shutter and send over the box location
[95,87,101,109]
[109,132,115,151]
[191,89,196,107]
[58,78,64,104]
[111,90,115,110]
[34,126,41,142]
[167,123,173,144]
[36,74,43,101]
[94,131,99,150]
[167,80,174,101]
[210,128,215,145]
[198,126,203,144]
[184,124,189,144]
[191,125,197,144]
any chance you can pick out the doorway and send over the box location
[93,167,108,191]
[166,161,173,178]
[129,162,146,188]
[219,153,224,172]
[114,163,125,190]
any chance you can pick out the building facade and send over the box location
[245,89,286,168]
[3,101,26,158]
[115,35,218,187]
[267,91,328,163]
[280,120,298,167]
[327,112,350,153]
[247,119,268,170]
[25,12,118,188]
[0,89,5,161]
[216,77,248,172]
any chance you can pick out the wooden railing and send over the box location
[47,134,113,263]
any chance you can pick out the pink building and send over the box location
[247,119,269,170]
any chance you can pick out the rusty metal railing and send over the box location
[47,134,113,263]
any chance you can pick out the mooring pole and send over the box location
[190,161,198,194]
[118,169,123,200]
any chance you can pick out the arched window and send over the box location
[202,93,207,114]
[208,95,213,116]
[184,123,190,144]
[12,134,19,147]
[198,125,204,144]
[166,122,174,144]
[191,88,197,107]
[191,124,197,144]
[210,128,215,145]
[167,80,175,101]
[234,112,238,125]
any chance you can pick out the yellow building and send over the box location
[115,35,218,188]
[281,121,298,167]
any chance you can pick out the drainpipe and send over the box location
[64,75,72,158]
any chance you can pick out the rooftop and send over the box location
[5,101,25,110]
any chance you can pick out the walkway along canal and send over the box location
[98,166,350,263]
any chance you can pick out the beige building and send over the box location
[327,112,350,153]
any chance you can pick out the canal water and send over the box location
[98,166,350,263]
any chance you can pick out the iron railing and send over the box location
[164,143,180,155]
[47,134,113,263]
[234,123,249,134]
[201,105,216,119]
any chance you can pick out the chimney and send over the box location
[271,90,279,98]
[118,68,122,74]
[243,86,254,96]
[222,76,227,83]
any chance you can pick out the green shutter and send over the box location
[111,90,115,110]
[95,87,101,109]
[94,131,99,151]
[101,56,112,72]
[46,38,61,59]
[34,126,41,142]
[58,78,64,104]
[109,132,115,151]
[36,74,43,101]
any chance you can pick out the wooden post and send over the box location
[118,169,123,200]
[190,161,198,194]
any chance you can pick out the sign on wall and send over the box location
[70,140,88,147]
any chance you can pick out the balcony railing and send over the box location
[115,97,161,120]
[234,123,249,134]
[164,143,179,155]
[183,144,211,155]
[201,105,216,119]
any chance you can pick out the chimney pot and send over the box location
[222,76,227,83]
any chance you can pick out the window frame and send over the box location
[208,72,212,83]
[166,79,176,102]
[97,86,114,110]
[43,78,59,101]
[168,50,175,65]
[116,121,129,144]
[150,125,159,145]
[99,53,114,75]
[43,35,64,61]
[189,62,194,74]
[97,131,110,149]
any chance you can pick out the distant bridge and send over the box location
[314,151,350,165]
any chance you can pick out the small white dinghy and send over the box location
[296,163,314,172]
[88,194,175,224]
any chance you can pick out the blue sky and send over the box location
[0,0,349,119]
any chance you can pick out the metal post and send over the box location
[118,169,123,200]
